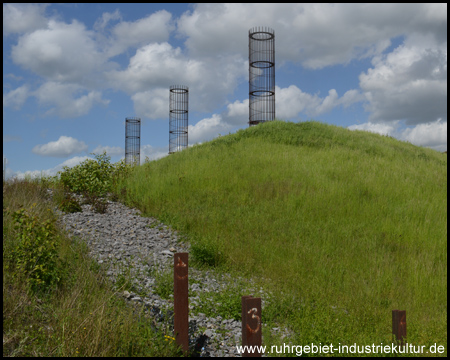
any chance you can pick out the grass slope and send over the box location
[116,120,447,355]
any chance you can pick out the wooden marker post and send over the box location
[174,253,189,354]
[392,310,406,348]
[242,296,262,357]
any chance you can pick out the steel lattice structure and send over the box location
[125,117,141,166]
[249,26,275,126]
[169,85,189,154]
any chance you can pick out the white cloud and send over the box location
[188,114,232,144]
[315,89,339,115]
[177,3,446,68]
[275,86,364,120]
[400,119,447,151]
[3,85,29,109]
[348,122,397,137]
[3,3,48,35]
[57,156,92,169]
[348,119,447,152]
[225,99,249,126]
[12,169,53,180]
[32,136,88,157]
[107,10,174,57]
[93,9,122,31]
[274,86,313,119]
[11,19,109,84]
[106,42,200,93]
[132,88,168,120]
[12,156,92,180]
[107,42,247,115]
[223,86,364,127]
[34,82,109,118]
[359,33,447,125]
[141,144,169,162]
[338,89,364,108]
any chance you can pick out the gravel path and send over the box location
[48,190,289,357]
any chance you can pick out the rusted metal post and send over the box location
[174,253,189,354]
[392,310,406,348]
[242,296,262,357]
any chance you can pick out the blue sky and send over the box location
[3,3,447,179]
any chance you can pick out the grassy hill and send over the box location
[115,120,447,354]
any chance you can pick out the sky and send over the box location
[3,3,447,179]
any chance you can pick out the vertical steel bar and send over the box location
[392,310,407,348]
[242,296,262,357]
[174,253,189,354]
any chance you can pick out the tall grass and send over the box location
[115,120,447,355]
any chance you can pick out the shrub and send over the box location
[57,152,133,199]
[58,152,114,197]
[5,205,66,294]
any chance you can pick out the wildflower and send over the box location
[165,335,175,341]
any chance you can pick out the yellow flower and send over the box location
[164,335,175,341]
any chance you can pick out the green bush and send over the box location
[58,152,112,197]
[57,152,133,200]
[6,205,66,294]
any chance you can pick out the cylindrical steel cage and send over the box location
[125,117,141,166]
[249,26,275,126]
[169,85,189,154]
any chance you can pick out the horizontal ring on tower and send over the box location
[250,60,275,69]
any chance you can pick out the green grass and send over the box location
[114,120,447,356]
